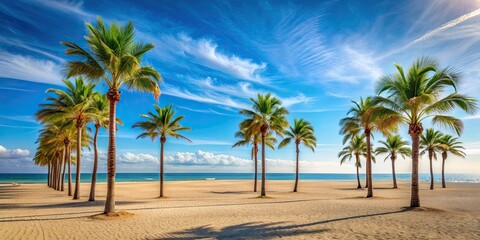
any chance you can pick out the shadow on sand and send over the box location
[159,208,414,239]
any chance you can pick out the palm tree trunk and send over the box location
[365,169,368,188]
[254,144,258,192]
[104,91,119,214]
[57,150,64,191]
[73,126,82,200]
[160,138,165,198]
[52,159,57,190]
[429,150,434,190]
[355,154,361,189]
[442,152,447,188]
[68,145,72,196]
[261,131,266,197]
[293,143,300,192]
[409,124,422,208]
[89,125,100,201]
[47,161,51,188]
[391,156,397,189]
[365,131,373,198]
[61,151,67,191]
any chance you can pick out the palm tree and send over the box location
[438,135,465,188]
[340,97,401,198]
[338,134,367,189]
[62,17,161,213]
[376,56,478,207]
[133,105,190,198]
[420,129,443,190]
[88,94,121,201]
[375,135,411,189]
[240,93,289,197]
[278,119,316,192]
[36,77,97,200]
[232,130,277,192]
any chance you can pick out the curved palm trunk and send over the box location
[261,131,266,197]
[355,154,361,189]
[365,169,368,188]
[254,144,258,192]
[293,143,300,192]
[61,152,67,191]
[47,162,51,188]
[159,137,165,198]
[73,126,82,200]
[104,91,119,214]
[57,150,64,191]
[52,159,57,190]
[68,144,72,196]
[442,152,447,188]
[89,125,100,201]
[409,124,422,208]
[391,155,397,189]
[365,131,373,198]
[428,150,434,190]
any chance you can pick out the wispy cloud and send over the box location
[159,34,268,83]
[0,51,62,85]
[381,7,480,59]
[463,114,480,120]
[0,37,64,62]
[176,106,236,116]
[0,115,38,124]
[32,0,95,19]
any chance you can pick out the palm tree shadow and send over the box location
[159,208,414,239]
[159,222,328,240]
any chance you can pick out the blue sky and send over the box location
[1,0,480,174]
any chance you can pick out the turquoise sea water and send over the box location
[0,173,479,184]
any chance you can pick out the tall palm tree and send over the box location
[375,135,411,189]
[340,97,401,197]
[376,56,478,207]
[232,130,277,192]
[438,135,465,188]
[133,105,190,198]
[88,94,122,201]
[240,93,289,197]
[36,77,97,200]
[338,134,367,189]
[420,129,443,190]
[278,119,316,192]
[62,17,161,213]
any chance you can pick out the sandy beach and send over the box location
[0,180,479,239]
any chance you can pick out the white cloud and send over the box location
[463,114,480,120]
[33,0,94,19]
[0,145,30,159]
[160,34,267,83]
[0,51,63,85]
[326,45,382,83]
[0,115,38,124]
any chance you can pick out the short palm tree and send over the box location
[340,97,401,197]
[133,104,190,198]
[278,119,316,192]
[420,129,443,190]
[375,135,411,189]
[338,134,367,189]
[376,56,478,207]
[232,130,277,192]
[240,93,289,197]
[62,17,161,213]
[438,135,465,188]
[36,77,97,200]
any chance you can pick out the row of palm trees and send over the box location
[34,75,190,201]
[340,131,464,191]
[339,57,477,207]
[233,94,317,196]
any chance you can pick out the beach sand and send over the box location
[0,180,479,239]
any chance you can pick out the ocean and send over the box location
[0,173,479,184]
